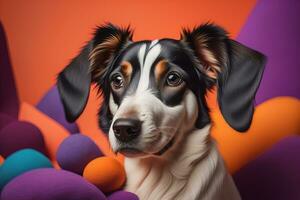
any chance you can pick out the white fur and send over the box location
[108,40,241,199]
[108,89,241,199]
[124,125,241,200]
[108,89,185,153]
[149,39,159,48]
[138,44,147,69]
[137,43,161,92]
[109,93,118,115]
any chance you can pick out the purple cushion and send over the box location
[237,0,300,103]
[234,136,300,200]
[108,191,139,200]
[0,22,19,117]
[0,113,15,131]
[1,168,106,200]
[56,134,103,175]
[37,85,79,133]
[0,121,47,158]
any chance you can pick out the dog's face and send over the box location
[104,39,209,157]
[57,23,265,158]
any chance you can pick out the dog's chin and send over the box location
[117,147,147,158]
[117,137,175,158]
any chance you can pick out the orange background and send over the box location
[0,0,257,105]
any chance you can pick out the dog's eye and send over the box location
[166,71,183,87]
[111,74,124,90]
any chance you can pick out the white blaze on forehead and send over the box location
[109,41,161,117]
[138,44,147,70]
[149,39,158,48]
[137,41,161,92]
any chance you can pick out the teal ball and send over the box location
[0,148,53,190]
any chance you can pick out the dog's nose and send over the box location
[113,118,142,142]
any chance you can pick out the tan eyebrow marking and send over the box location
[90,34,123,81]
[121,61,133,77]
[154,59,168,83]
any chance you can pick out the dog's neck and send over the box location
[124,125,240,200]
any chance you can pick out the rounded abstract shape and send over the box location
[0,121,47,158]
[19,102,69,161]
[211,97,300,173]
[0,155,4,165]
[0,149,53,190]
[234,136,300,200]
[83,157,126,193]
[37,85,80,133]
[108,191,139,200]
[237,0,300,103]
[0,168,106,200]
[0,112,15,130]
[56,134,103,174]
[0,22,19,118]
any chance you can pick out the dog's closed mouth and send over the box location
[118,147,145,157]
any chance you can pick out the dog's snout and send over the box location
[113,118,142,142]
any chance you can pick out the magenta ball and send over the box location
[56,134,103,174]
[1,168,106,200]
[0,113,15,130]
[36,85,79,134]
[108,191,139,200]
[0,121,47,158]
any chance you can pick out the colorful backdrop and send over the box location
[0,0,299,173]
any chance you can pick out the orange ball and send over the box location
[83,157,126,193]
[0,155,4,165]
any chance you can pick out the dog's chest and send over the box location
[124,147,241,200]
[124,158,193,200]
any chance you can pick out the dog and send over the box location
[57,23,266,200]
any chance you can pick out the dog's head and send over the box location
[57,23,265,157]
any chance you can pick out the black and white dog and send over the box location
[57,23,265,200]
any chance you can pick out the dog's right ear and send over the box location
[181,23,266,132]
[57,23,133,122]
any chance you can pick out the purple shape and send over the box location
[0,121,47,158]
[107,191,139,200]
[0,22,19,118]
[0,112,15,131]
[1,168,106,200]
[56,134,103,175]
[37,85,79,133]
[108,191,139,200]
[237,0,300,104]
[234,136,300,200]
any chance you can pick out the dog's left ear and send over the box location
[181,23,266,132]
[57,23,132,122]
